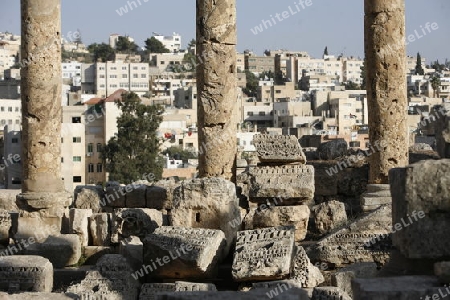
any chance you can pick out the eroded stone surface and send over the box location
[390,159,450,259]
[291,246,324,288]
[317,140,348,161]
[74,186,104,213]
[197,0,237,181]
[232,226,295,282]
[311,205,392,266]
[312,287,352,300]
[245,205,310,242]
[434,261,450,284]
[139,282,217,300]
[89,213,111,246]
[111,208,163,243]
[146,179,180,210]
[0,209,11,245]
[66,254,140,300]
[69,208,93,246]
[143,227,226,279]
[170,177,240,255]
[120,236,143,271]
[0,255,53,292]
[312,201,347,235]
[331,262,378,299]
[253,134,306,163]
[365,0,408,183]
[248,165,314,204]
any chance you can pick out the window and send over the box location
[61,157,64,163]
[61,137,63,143]
[97,143,102,152]
[133,74,138,78]
[11,138,18,143]
[99,75,105,78]
[141,67,146,70]
[15,107,19,112]
[73,156,81,162]
[97,163,103,173]
[160,61,165,65]
[72,117,81,123]
[133,66,138,70]
[259,112,265,116]
[247,112,254,116]
[11,177,21,185]
[87,143,93,153]
[15,120,19,124]
[8,120,12,125]
[122,67,127,70]
[275,90,281,94]
[0,120,4,125]
[141,74,146,78]
[73,176,82,183]
[110,67,117,70]
[122,74,128,78]
[110,75,117,78]
[88,163,94,173]
[0,107,3,112]
[73,137,81,143]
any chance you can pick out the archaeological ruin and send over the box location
[0,0,449,299]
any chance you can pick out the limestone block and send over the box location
[434,261,450,284]
[69,208,92,246]
[67,254,139,299]
[0,209,11,245]
[0,292,75,299]
[126,184,147,208]
[390,159,450,259]
[252,280,307,299]
[311,205,392,266]
[248,165,315,204]
[232,226,295,282]
[24,234,81,268]
[352,276,443,300]
[89,213,111,246]
[310,162,339,196]
[142,227,226,279]
[111,208,163,243]
[146,179,180,210]
[74,185,104,213]
[120,236,143,271]
[0,189,20,211]
[331,262,378,299]
[15,216,61,243]
[253,134,306,163]
[317,139,348,160]
[291,246,324,288]
[170,177,240,255]
[83,246,113,265]
[0,255,53,292]
[103,186,126,207]
[139,282,217,300]
[312,201,347,235]
[312,287,352,300]
[244,205,310,242]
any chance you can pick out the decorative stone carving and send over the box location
[143,227,226,279]
[0,209,11,245]
[74,186,104,213]
[291,246,324,288]
[248,165,315,204]
[312,201,347,235]
[139,282,217,300]
[232,226,295,282]
[0,255,53,293]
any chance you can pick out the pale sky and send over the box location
[1,0,449,62]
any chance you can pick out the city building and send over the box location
[152,33,181,53]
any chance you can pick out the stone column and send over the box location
[364,0,408,184]
[19,0,71,217]
[196,0,237,182]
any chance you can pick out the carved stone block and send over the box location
[253,134,306,164]
[232,226,295,282]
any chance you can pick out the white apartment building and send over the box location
[150,53,185,72]
[329,90,368,135]
[80,62,150,98]
[0,48,16,79]
[62,61,82,79]
[0,99,21,127]
[153,33,181,53]
[342,58,364,85]
[3,124,22,189]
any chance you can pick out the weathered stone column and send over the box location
[196,0,237,182]
[364,0,408,184]
[19,0,71,217]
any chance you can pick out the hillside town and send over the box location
[0,30,448,190]
[0,1,450,299]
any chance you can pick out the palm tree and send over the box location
[430,75,441,98]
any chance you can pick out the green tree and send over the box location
[243,70,259,97]
[360,59,366,90]
[323,46,329,56]
[431,60,445,72]
[88,43,115,62]
[162,146,197,163]
[115,36,139,53]
[344,81,360,90]
[415,52,425,75]
[430,75,441,98]
[145,37,170,53]
[101,92,164,183]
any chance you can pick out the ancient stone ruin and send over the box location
[1,0,449,299]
